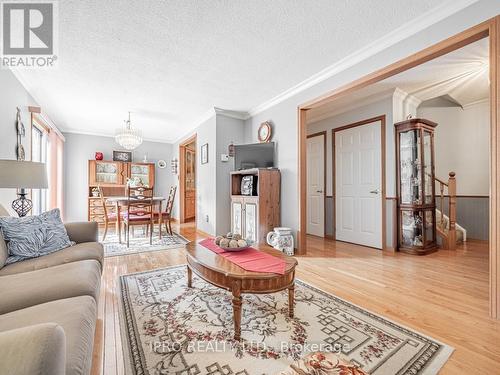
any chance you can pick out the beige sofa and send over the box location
[0,206,103,375]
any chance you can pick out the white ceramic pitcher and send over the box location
[266,227,294,256]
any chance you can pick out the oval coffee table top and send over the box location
[186,240,297,279]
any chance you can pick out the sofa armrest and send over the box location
[65,221,99,244]
[0,323,66,375]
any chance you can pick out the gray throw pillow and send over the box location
[0,208,73,264]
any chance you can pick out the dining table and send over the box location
[106,196,165,244]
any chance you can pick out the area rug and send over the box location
[103,231,189,257]
[119,265,453,375]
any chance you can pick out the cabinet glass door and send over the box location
[401,210,423,248]
[95,161,121,184]
[130,164,150,187]
[232,201,243,236]
[244,202,257,242]
[423,131,433,204]
[399,130,422,205]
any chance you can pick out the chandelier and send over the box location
[115,112,142,150]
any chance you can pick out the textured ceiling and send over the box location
[308,38,489,123]
[13,0,461,142]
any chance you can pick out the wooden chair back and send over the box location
[126,186,154,221]
[165,186,177,216]
[97,186,108,219]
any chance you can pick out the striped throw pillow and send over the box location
[0,208,73,264]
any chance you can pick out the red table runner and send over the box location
[199,238,286,275]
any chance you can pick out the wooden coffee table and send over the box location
[186,241,298,341]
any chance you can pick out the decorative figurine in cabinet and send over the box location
[395,118,437,255]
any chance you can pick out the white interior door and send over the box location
[307,134,325,237]
[335,121,382,248]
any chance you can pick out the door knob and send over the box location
[370,189,381,194]
[316,190,323,193]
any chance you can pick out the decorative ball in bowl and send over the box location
[215,233,253,251]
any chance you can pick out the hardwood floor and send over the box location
[92,226,500,375]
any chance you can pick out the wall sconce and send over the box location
[171,158,178,174]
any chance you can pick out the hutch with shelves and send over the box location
[230,168,280,244]
[87,160,155,224]
[395,118,437,255]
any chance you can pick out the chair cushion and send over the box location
[0,241,103,276]
[152,211,170,217]
[0,296,97,375]
[0,323,66,375]
[123,213,152,222]
[0,208,73,265]
[0,259,101,315]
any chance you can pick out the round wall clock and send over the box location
[157,160,167,169]
[258,121,272,142]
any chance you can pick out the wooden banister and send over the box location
[448,172,457,249]
[434,171,457,250]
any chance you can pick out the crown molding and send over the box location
[214,107,250,120]
[461,97,490,109]
[62,130,173,144]
[308,88,396,124]
[247,0,479,118]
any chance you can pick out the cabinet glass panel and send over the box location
[244,203,257,242]
[401,210,424,248]
[424,210,434,245]
[399,130,422,204]
[130,164,150,187]
[96,162,118,184]
[423,131,433,204]
[232,202,242,236]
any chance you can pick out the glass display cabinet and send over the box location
[396,118,438,255]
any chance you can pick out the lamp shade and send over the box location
[0,160,48,189]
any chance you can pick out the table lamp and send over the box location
[0,160,48,217]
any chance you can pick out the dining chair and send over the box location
[154,186,176,235]
[123,186,154,247]
[97,185,120,241]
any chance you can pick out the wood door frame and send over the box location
[306,131,327,237]
[331,115,386,249]
[297,16,500,319]
[179,134,197,224]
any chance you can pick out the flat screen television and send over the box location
[234,142,275,170]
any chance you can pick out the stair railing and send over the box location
[435,172,457,249]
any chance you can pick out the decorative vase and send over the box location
[266,227,294,256]
[95,152,103,160]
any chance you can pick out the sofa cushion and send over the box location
[0,241,104,276]
[65,221,99,244]
[0,208,73,264]
[0,259,101,315]
[0,205,8,270]
[0,296,97,375]
[0,323,66,375]
[0,231,7,270]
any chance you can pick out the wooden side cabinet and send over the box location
[395,118,437,255]
[87,160,155,224]
[230,168,280,244]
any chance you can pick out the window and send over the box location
[31,122,49,215]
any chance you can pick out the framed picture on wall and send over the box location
[113,150,132,162]
[201,143,208,164]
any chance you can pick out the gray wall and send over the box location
[0,70,37,215]
[436,196,489,241]
[243,0,499,244]
[63,132,174,222]
[215,115,245,235]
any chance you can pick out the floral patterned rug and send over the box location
[119,265,453,375]
[102,231,189,257]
